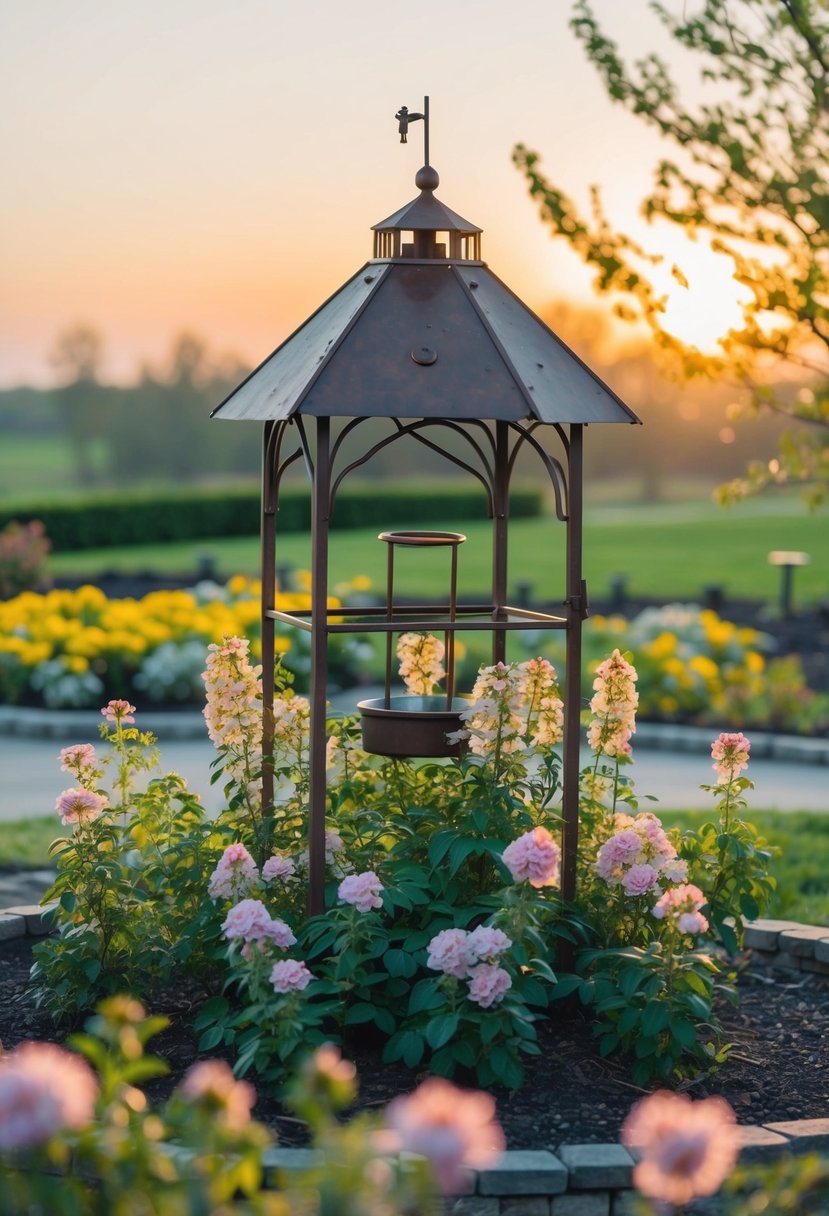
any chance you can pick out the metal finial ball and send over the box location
[415,164,439,191]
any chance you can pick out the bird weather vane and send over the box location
[395,96,430,166]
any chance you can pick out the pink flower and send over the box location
[711,731,751,783]
[622,1090,738,1205]
[502,826,560,888]
[58,743,98,783]
[0,1042,98,1150]
[660,857,689,884]
[261,917,297,949]
[262,853,296,883]
[178,1060,255,1130]
[270,959,313,993]
[338,871,384,913]
[208,843,259,901]
[678,910,709,935]
[653,884,709,937]
[466,925,511,963]
[55,787,107,827]
[222,898,272,941]
[427,928,474,979]
[621,863,660,897]
[101,699,136,724]
[384,1077,505,1194]
[466,964,512,1008]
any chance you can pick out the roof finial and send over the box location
[395,95,430,167]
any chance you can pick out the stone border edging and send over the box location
[1,703,828,765]
[2,904,827,1214]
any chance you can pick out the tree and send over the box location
[49,324,107,485]
[514,0,829,505]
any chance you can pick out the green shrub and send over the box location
[0,483,542,552]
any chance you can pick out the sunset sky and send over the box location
[1,0,748,387]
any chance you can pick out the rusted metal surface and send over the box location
[562,425,586,905]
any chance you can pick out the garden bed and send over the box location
[1,932,826,1151]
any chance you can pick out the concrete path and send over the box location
[0,722,827,826]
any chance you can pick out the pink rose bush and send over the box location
[208,843,260,901]
[426,925,513,1007]
[653,883,710,936]
[32,630,776,1099]
[338,871,384,912]
[502,826,560,888]
[594,812,681,894]
[178,1059,255,1130]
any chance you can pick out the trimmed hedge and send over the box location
[1,483,543,553]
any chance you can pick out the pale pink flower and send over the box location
[678,910,709,935]
[261,917,297,949]
[58,743,99,785]
[101,699,136,724]
[660,856,689,884]
[427,928,473,979]
[384,1077,505,1194]
[178,1060,255,1130]
[466,964,512,1008]
[595,813,680,890]
[208,842,259,901]
[502,826,560,888]
[653,884,709,937]
[222,898,272,941]
[55,787,107,827]
[0,1041,98,1150]
[262,853,296,883]
[338,871,384,913]
[711,731,751,783]
[621,863,660,897]
[622,1090,738,1206]
[466,925,511,963]
[270,959,313,993]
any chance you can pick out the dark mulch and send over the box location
[2,937,827,1148]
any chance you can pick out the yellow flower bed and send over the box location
[0,576,369,709]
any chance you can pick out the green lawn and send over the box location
[7,809,828,926]
[46,494,828,605]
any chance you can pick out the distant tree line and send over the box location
[0,314,788,502]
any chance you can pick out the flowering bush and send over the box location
[529,602,829,736]
[0,999,505,1213]
[33,637,776,1094]
[0,573,369,708]
[0,518,51,599]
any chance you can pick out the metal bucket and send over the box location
[358,695,468,758]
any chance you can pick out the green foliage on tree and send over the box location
[514,0,829,505]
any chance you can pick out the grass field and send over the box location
[46,493,828,605]
[6,809,827,925]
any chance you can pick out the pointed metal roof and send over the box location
[213,167,639,426]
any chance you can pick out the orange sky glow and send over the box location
[1,0,749,388]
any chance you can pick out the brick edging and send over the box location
[3,905,828,1212]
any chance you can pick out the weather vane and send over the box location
[395,96,430,166]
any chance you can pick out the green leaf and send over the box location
[425,1013,460,1050]
[408,978,445,1015]
[384,948,418,978]
[199,1025,226,1051]
[641,1002,670,1037]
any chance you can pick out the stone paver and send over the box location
[3,903,55,934]
[737,1125,792,1163]
[777,926,829,957]
[478,1152,568,1197]
[0,913,26,940]
[551,1194,610,1216]
[764,1118,829,1151]
[555,1146,634,1190]
[743,919,805,951]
